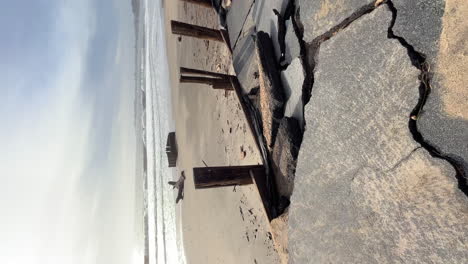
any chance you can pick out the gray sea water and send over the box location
[133,0,186,263]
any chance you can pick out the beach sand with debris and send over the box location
[163,1,283,263]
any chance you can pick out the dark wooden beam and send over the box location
[212,81,234,90]
[179,0,212,8]
[180,67,235,79]
[180,75,233,90]
[193,165,265,189]
[180,75,220,84]
[171,20,223,42]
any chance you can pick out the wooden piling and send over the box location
[212,81,234,90]
[193,165,265,189]
[180,75,233,90]
[179,0,212,8]
[180,67,235,79]
[171,20,224,42]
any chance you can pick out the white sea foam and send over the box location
[138,0,186,263]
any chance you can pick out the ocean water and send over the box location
[133,0,186,263]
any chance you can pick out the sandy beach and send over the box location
[163,1,281,263]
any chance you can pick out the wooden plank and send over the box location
[171,20,223,42]
[180,67,235,79]
[179,0,212,8]
[193,165,264,189]
[180,75,223,84]
[180,75,233,90]
[212,82,234,90]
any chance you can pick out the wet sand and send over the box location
[163,1,280,263]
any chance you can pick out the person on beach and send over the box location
[168,171,186,203]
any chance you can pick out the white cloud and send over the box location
[0,1,95,262]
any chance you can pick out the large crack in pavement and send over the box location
[292,0,467,197]
[386,0,468,196]
[299,2,380,106]
[290,0,383,152]
[288,3,468,261]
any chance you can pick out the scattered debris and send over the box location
[239,206,245,221]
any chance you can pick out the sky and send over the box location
[0,1,139,263]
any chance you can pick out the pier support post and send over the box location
[193,165,265,188]
[180,75,233,90]
[179,0,212,8]
[171,20,224,42]
[180,67,235,79]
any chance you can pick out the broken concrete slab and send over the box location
[226,0,255,49]
[271,117,302,198]
[255,31,286,149]
[280,58,304,126]
[252,0,293,63]
[390,0,468,174]
[284,19,301,65]
[289,6,468,263]
[419,84,468,176]
[232,26,259,95]
[298,0,375,43]
[391,0,445,65]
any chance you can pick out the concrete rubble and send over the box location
[225,0,468,262]
[288,5,468,262]
[271,117,302,198]
[255,31,286,150]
